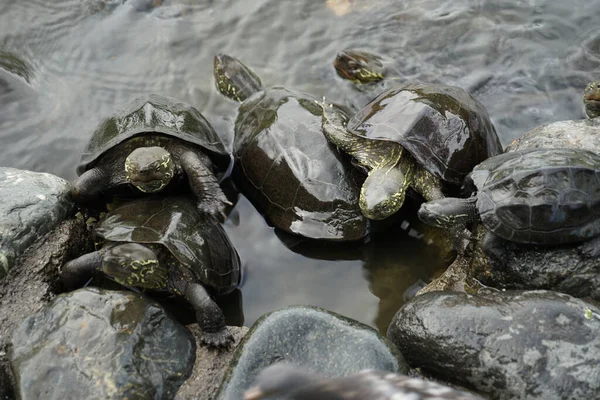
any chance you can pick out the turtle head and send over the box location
[244,363,317,400]
[418,198,476,229]
[360,167,409,220]
[214,53,263,103]
[583,81,600,119]
[103,243,167,289]
[125,146,175,193]
[334,50,385,84]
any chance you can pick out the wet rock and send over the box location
[0,168,74,278]
[175,325,248,400]
[388,290,600,400]
[10,287,195,400]
[0,218,92,400]
[217,305,408,400]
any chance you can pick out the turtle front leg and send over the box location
[179,150,232,221]
[61,250,104,291]
[184,282,233,348]
[71,167,113,204]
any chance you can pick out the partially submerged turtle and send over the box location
[319,82,502,220]
[72,94,233,218]
[418,148,600,252]
[213,54,368,241]
[244,363,485,400]
[583,81,600,119]
[61,196,241,347]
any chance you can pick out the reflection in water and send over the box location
[1,0,600,332]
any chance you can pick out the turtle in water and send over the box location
[418,148,600,256]
[213,54,368,241]
[319,81,502,221]
[583,81,600,119]
[244,363,485,400]
[72,94,233,219]
[61,196,241,347]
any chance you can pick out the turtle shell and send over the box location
[347,82,502,185]
[95,196,240,293]
[232,87,369,241]
[77,94,230,175]
[470,148,600,244]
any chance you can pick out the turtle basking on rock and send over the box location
[418,147,600,257]
[318,81,502,220]
[72,94,233,219]
[61,196,241,347]
[213,53,368,241]
[244,363,485,400]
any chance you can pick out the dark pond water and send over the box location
[1,0,599,331]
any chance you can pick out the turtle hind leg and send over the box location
[61,250,104,291]
[184,282,233,348]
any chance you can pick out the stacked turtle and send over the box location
[62,94,241,347]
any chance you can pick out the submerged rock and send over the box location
[217,305,407,400]
[11,288,195,400]
[388,290,600,400]
[0,168,74,278]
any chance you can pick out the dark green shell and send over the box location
[233,87,368,241]
[95,196,240,292]
[470,148,600,244]
[77,94,230,175]
[348,82,502,185]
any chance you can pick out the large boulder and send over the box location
[388,290,600,400]
[0,168,74,278]
[217,305,408,400]
[11,288,195,400]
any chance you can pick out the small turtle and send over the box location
[583,81,600,119]
[213,54,368,241]
[72,94,233,219]
[334,50,388,84]
[319,81,502,220]
[61,196,241,347]
[418,148,600,253]
[244,363,485,400]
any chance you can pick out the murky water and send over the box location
[1,0,599,331]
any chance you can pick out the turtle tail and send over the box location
[214,54,263,102]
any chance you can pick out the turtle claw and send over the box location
[200,328,234,349]
[197,194,232,221]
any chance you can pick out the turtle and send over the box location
[583,80,600,119]
[318,81,502,220]
[418,148,600,254]
[60,196,241,347]
[244,363,485,400]
[213,53,369,241]
[71,94,233,219]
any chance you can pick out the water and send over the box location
[1,0,599,331]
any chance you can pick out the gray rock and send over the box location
[175,325,248,400]
[388,290,600,400]
[0,168,74,278]
[0,218,92,400]
[217,305,408,400]
[11,287,195,400]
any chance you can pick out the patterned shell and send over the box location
[95,196,240,292]
[347,82,502,185]
[77,94,230,175]
[470,148,600,244]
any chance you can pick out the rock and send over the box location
[175,325,248,400]
[388,290,600,400]
[216,305,408,400]
[10,287,195,400]
[0,168,74,278]
[0,218,92,400]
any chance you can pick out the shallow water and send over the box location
[1,0,599,331]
